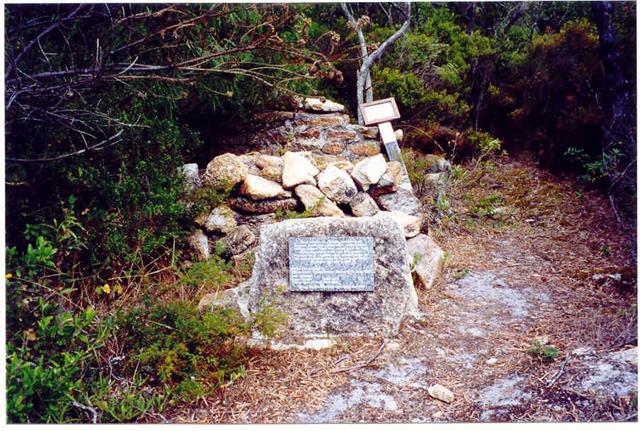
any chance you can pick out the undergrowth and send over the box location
[5,219,263,423]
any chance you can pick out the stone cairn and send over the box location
[182,97,447,345]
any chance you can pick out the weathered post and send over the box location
[358,97,413,191]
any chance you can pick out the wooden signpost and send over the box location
[358,97,413,191]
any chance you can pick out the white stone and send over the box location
[386,161,403,188]
[534,335,549,346]
[394,129,404,142]
[428,384,454,403]
[282,151,319,189]
[248,336,338,350]
[198,280,251,320]
[572,346,595,356]
[188,229,209,261]
[384,211,421,238]
[196,205,237,234]
[247,214,417,344]
[180,163,201,190]
[386,340,401,351]
[240,174,291,200]
[351,154,388,191]
[294,184,344,217]
[406,234,445,289]
[317,165,358,204]
[203,153,248,190]
[486,357,498,365]
[425,173,442,187]
[304,97,345,113]
[237,152,261,175]
[255,154,284,182]
[221,225,256,256]
[255,154,283,170]
[375,189,422,216]
[330,160,354,173]
[607,347,638,366]
[349,192,380,217]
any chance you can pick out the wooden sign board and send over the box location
[359,97,400,126]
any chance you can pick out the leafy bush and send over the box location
[252,284,289,339]
[6,299,112,423]
[6,220,253,422]
[83,374,170,423]
[470,192,503,219]
[564,146,625,186]
[118,300,250,391]
[529,338,559,362]
[465,129,503,162]
[369,3,492,127]
[487,19,604,171]
[177,258,234,292]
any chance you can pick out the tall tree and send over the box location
[341,2,411,124]
[592,1,636,251]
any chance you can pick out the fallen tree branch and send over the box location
[72,400,98,424]
[546,353,570,388]
[6,130,124,163]
[332,340,386,373]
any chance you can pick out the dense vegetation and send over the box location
[4,2,636,423]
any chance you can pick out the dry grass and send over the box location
[168,338,382,423]
[425,155,637,422]
[435,155,635,349]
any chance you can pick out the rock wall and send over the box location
[185,97,446,345]
[185,97,431,258]
[217,97,411,161]
[249,110,384,160]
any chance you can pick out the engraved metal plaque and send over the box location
[289,236,374,292]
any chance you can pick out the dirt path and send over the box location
[177,157,636,423]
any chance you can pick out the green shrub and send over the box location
[177,257,234,293]
[118,300,250,391]
[470,192,503,218]
[529,338,559,362]
[252,284,289,339]
[83,374,170,423]
[6,300,113,423]
[465,129,503,161]
[564,146,625,186]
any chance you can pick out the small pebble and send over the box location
[428,384,455,403]
[385,340,401,351]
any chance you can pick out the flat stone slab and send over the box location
[247,214,417,344]
[374,189,422,216]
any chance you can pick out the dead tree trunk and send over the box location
[341,2,411,124]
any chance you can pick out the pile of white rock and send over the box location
[184,149,425,258]
[182,96,447,299]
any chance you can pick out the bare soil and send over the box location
[173,156,637,423]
